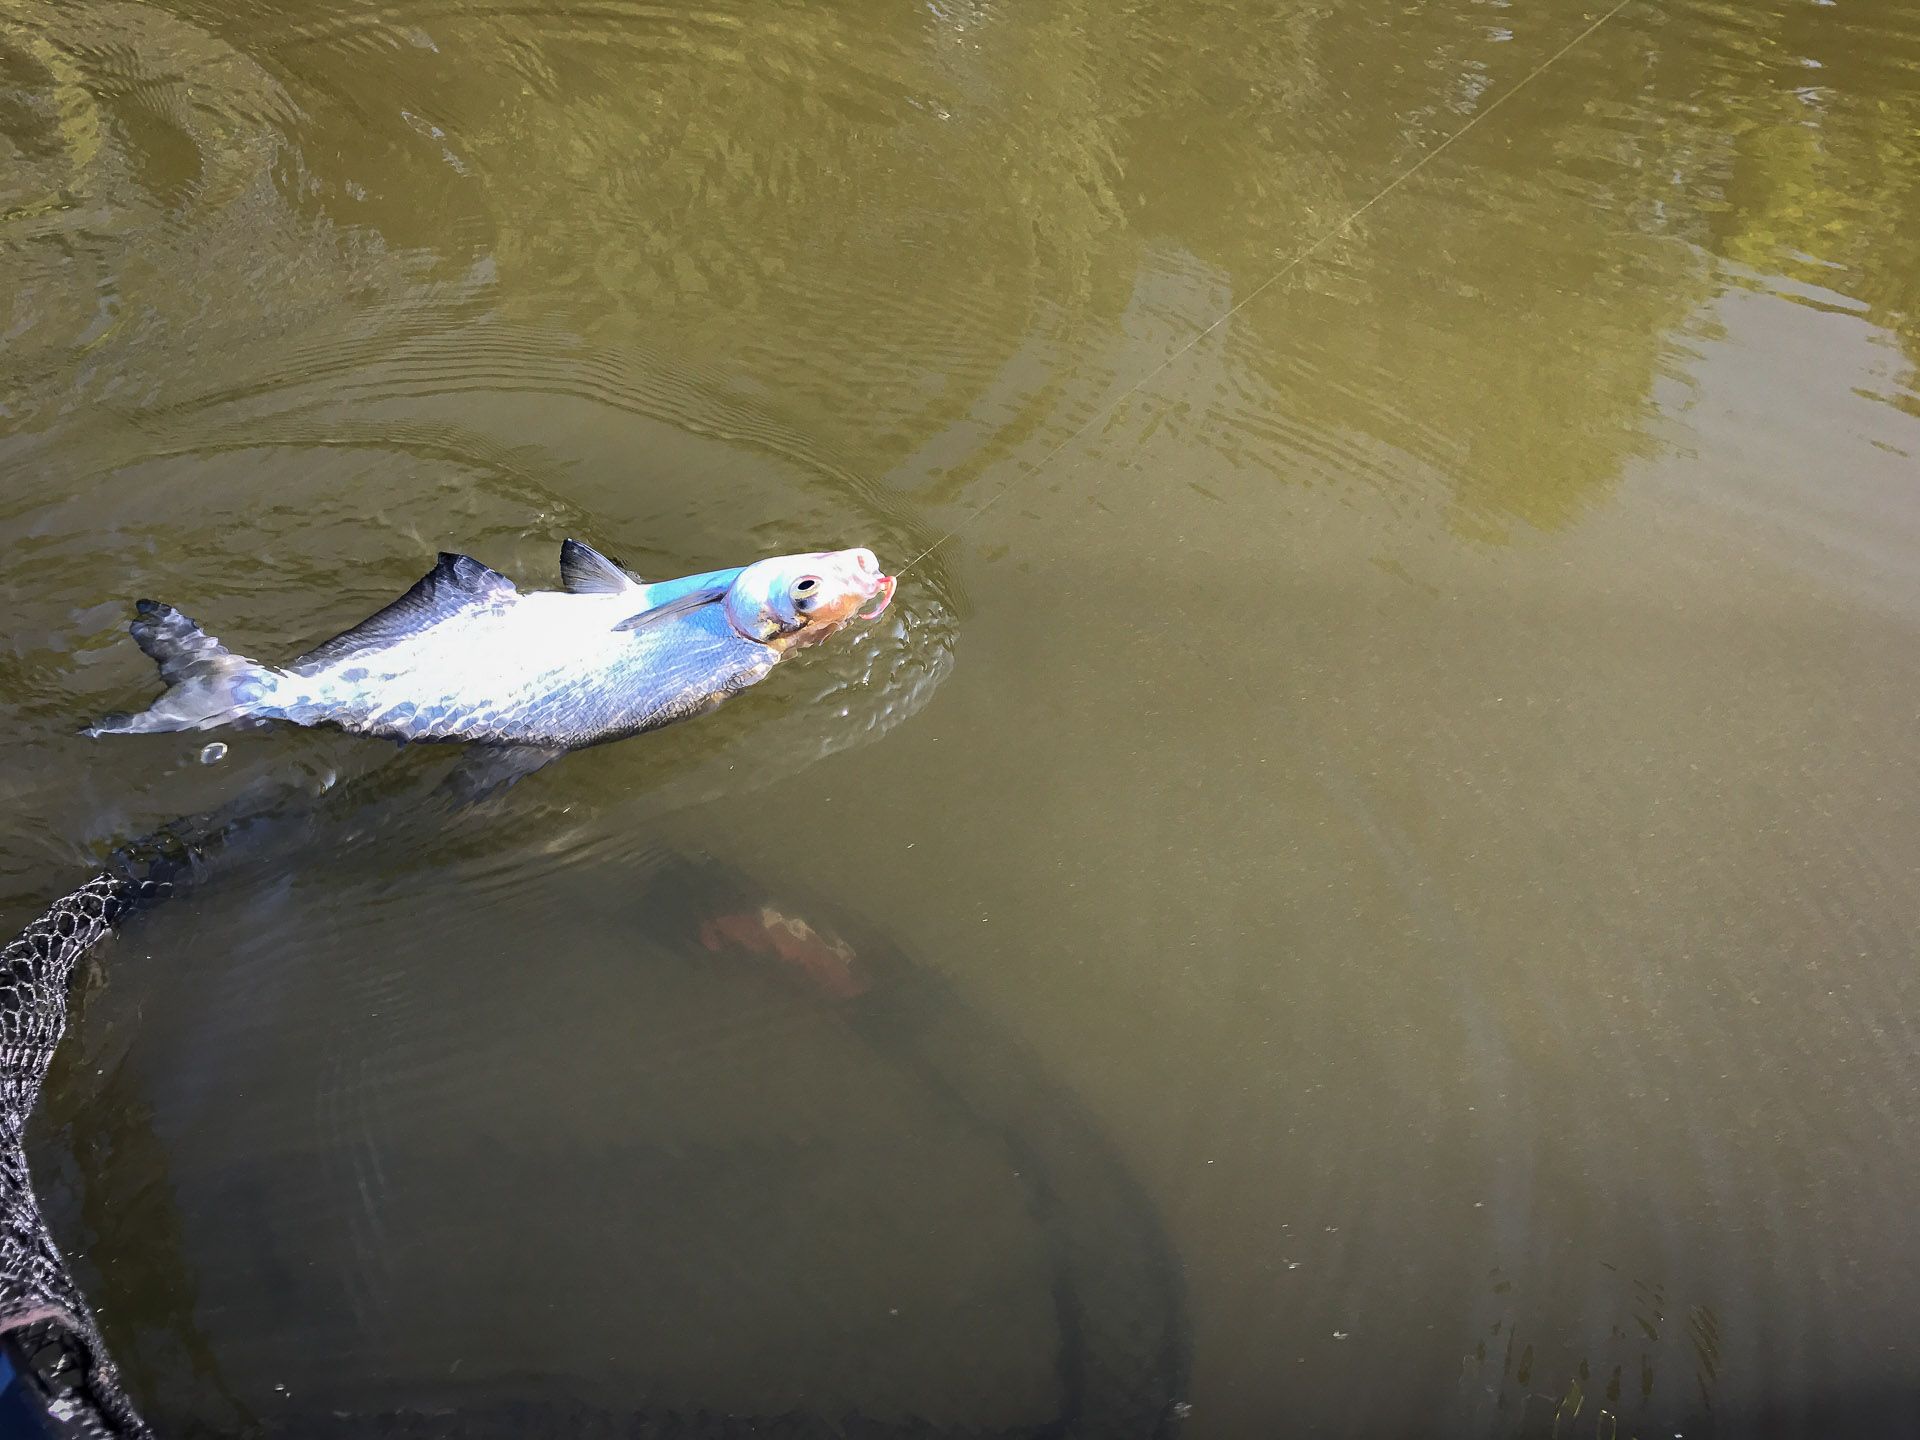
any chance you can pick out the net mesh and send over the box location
[2,864,169,1437]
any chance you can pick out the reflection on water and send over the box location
[6,0,1920,1433]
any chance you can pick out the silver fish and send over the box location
[86,540,897,761]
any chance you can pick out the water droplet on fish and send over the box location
[199,742,228,765]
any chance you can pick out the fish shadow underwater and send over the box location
[0,765,1191,1438]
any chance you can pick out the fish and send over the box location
[85,540,896,766]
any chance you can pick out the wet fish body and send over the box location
[87,540,895,751]
[277,584,778,747]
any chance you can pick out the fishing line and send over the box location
[896,0,1636,576]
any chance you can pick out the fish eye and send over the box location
[792,576,821,605]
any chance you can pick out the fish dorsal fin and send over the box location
[560,538,642,595]
[612,585,730,633]
[293,552,516,671]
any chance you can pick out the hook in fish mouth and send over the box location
[861,574,897,621]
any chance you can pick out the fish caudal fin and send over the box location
[85,600,277,736]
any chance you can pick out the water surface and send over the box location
[5,0,1920,1434]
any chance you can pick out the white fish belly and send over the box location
[278,593,641,734]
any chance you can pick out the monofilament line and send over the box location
[896,0,1636,575]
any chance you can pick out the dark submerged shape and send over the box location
[0,778,1187,1437]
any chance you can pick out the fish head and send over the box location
[724,548,896,651]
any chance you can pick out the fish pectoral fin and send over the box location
[612,585,730,632]
[560,538,644,595]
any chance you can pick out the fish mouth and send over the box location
[860,574,896,621]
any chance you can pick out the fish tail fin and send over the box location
[85,600,279,736]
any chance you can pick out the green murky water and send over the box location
[6,0,1920,1434]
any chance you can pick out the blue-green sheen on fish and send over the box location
[85,540,897,753]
